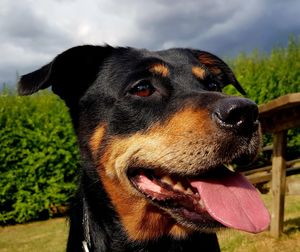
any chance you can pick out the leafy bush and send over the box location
[0,91,79,224]
[225,35,300,103]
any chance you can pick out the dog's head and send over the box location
[19,45,269,241]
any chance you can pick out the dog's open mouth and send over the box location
[128,166,270,233]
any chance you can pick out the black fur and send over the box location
[18,45,259,252]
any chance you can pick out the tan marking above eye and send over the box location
[149,64,169,77]
[198,54,222,75]
[192,66,207,80]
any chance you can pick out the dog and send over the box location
[18,45,270,252]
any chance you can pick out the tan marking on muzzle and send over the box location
[100,108,216,180]
[97,108,215,240]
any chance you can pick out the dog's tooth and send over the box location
[173,181,185,192]
[161,176,174,185]
[198,200,205,208]
[186,187,194,195]
[225,164,236,172]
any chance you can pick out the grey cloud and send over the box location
[121,0,246,49]
[0,1,73,53]
[0,0,74,84]
[123,0,300,55]
[0,0,299,86]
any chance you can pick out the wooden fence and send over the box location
[244,93,300,238]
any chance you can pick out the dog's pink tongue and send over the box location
[190,172,270,233]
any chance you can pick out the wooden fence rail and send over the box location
[244,158,300,184]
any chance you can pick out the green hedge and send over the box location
[0,92,79,224]
[225,35,300,103]
[0,36,299,224]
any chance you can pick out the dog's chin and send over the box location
[127,165,234,233]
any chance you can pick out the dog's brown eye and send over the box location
[129,80,156,97]
[208,82,221,92]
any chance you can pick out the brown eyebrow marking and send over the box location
[197,54,222,75]
[149,64,169,77]
[192,66,207,80]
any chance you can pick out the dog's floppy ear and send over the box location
[18,45,113,107]
[190,50,246,95]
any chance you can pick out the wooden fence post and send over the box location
[270,130,287,238]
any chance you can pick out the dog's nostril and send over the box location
[213,98,259,133]
[215,105,258,126]
[215,107,242,126]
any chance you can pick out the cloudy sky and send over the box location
[1,0,299,86]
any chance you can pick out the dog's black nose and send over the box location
[212,97,259,133]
